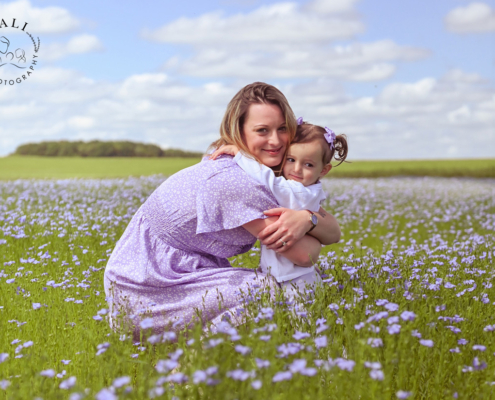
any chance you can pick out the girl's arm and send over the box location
[259,207,341,252]
[210,146,323,212]
[233,152,323,212]
[242,217,321,267]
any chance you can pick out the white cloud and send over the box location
[445,2,495,33]
[0,67,493,159]
[0,68,234,155]
[284,69,495,158]
[162,39,428,81]
[142,1,364,46]
[43,34,104,61]
[0,0,81,34]
[305,0,359,14]
[143,1,427,82]
[68,116,95,129]
[164,40,429,81]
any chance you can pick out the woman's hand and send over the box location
[208,145,240,160]
[259,207,341,252]
[257,208,312,253]
[243,216,321,267]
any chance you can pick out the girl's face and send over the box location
[242,103,289,167]
[283,141,332,186]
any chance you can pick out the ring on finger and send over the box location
[281,241,287,247]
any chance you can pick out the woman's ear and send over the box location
[319,163,332,178]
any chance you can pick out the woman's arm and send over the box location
[243,217,321,267]
[258,207,341,252]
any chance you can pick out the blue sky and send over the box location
[0,0,494,158]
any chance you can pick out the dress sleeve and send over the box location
[196,158,279,234]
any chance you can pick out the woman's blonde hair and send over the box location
[208,82,297,173]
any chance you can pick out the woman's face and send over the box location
[242,103,289,167]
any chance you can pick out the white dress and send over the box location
[233,152,327,292]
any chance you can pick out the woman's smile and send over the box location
[263,146,283,156]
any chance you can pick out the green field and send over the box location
[1,156,494,180]
[1,176,494,399]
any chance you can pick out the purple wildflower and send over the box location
[251,380,262,389]
[364,361,382,370]
[315,336,328,348]
[0,354,8,363]
[388,324,401,335]
[334,358,356,371]
[162,331,176,342]
[61,359,71,365]
[367,338,383,348]
[396,391,412,399]
[112,376,131,388]
[473,357,487,370]
[272,371,292,382]
[354,322,365,330]
[0,380,11,390]
[473,345,486,351]
[59,376,76,389]
[40,369,56,378]
[155,359,179,373]
[165,372,188,383]
[139,317,153,330]
[400,311,416,321]
[384,303,399,312]
[255,358,270,369]
[206,338,223,348]
[289,359,308,373]
[193,370,207,384]
[95,388,117,400]
[293,331,310,340]
[370,369,384,381]
[226,369,250,381]
[419,339,434,347]
[458,339,468,345]
[235,345,251,355]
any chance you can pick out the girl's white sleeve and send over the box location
[233,152,325,212]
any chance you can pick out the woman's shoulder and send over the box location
[198,155,251,182]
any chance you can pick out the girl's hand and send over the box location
[208,145,240,160]
[257,208,313,253]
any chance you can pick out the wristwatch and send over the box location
[306,210,318,233]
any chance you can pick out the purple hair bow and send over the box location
[324,127,336,149]
[297,117,303,125]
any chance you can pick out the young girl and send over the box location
[209,120,348,296]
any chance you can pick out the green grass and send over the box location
[0,156,202,180]
[330,158,495,178]
[1,156,494,180]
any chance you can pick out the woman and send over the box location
[103,82,341,335]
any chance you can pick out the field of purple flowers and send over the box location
[0,176,494,399]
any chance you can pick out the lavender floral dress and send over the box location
[104,155,279,334]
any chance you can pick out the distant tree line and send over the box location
[14,140,203,158]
